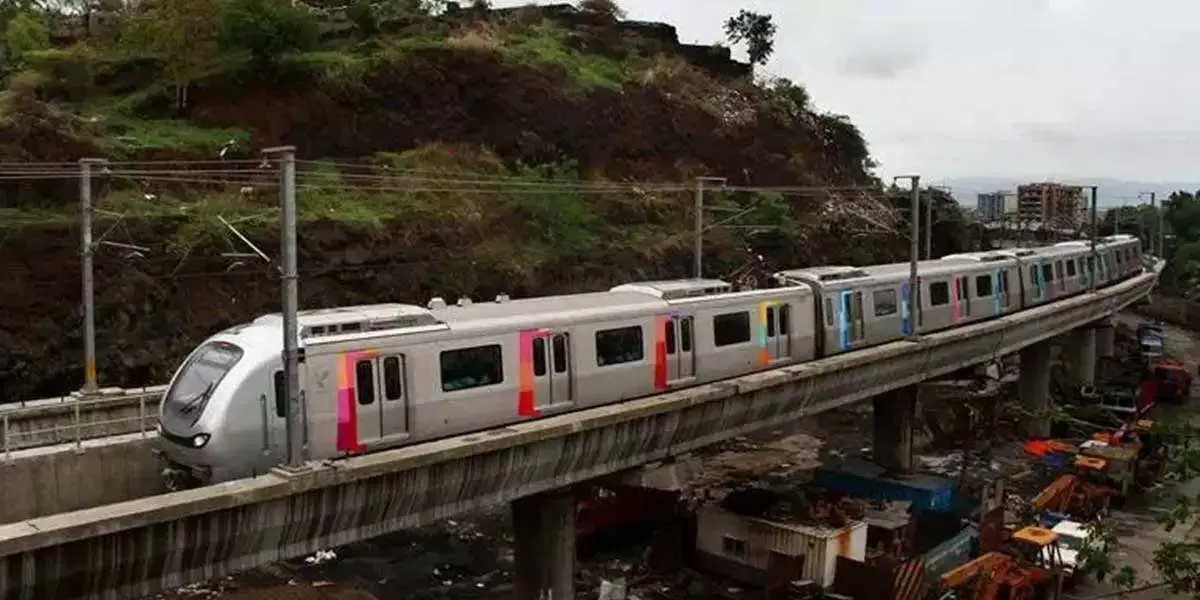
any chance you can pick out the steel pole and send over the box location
[911,177,921,337]
[79,158,106,393]
[264,145,304,468]
[1088,186,1098,292]
[693,178,704,278]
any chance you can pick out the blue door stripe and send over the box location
[993,269,1002,313]
[900,281,911,335]
[838,290,851,351]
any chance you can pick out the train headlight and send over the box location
[191,434,210,448]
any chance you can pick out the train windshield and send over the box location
[163,341,244,426]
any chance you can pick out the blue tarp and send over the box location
[813,459,958,512]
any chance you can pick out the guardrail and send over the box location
[0,389,162,457]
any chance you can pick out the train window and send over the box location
[355,359,375,405]
[596,326,644,366]
[552,334,568,373]
[779,304,790,334]
[532,337,547,377]
[665,320,677,355]
[382,356,403,401]
[440,344,504,392]
[273,370,285,417]
[873,289,898,316]
[713,312,752,347]
[824,298,834,327]
[1041,263,1054,282]
[975,275,992,297]
[1066,259,1077,277]
[929,281,950,306]
[1055,261,1064,281]
[680,317,693,352]
[766,307,777,337]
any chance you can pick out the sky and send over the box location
[490,0,1200,185]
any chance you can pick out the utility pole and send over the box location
[79,157,107,394]
[263,145,305,469]
[1088,186,1098,292]
[893,175,921,341]
[692,176,727,278]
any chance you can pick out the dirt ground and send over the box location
[153,310,1200,600]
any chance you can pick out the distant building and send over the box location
[976,191,1018,222]
[1017,183,1085,229]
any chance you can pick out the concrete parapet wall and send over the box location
[0,434,165,524]
[0,267,1159,600]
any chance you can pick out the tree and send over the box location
[121,0,222,112]
[215,0,319,71]
[578,0,624,20]
[724,10,776,67]
[4,10,49,63]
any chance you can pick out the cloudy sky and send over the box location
[491,0,1200,184]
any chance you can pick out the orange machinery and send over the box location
[937,526,1066,600]
[1030,457,1117,521]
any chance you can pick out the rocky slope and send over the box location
[0,1,963,399]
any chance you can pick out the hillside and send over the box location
[0,0,924,399]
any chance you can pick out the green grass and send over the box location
[92,116,252,156]
[501,25,626,91]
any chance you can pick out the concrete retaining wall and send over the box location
[0,434,164,524]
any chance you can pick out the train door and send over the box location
[999,269,1012,309]
[353,356,383,444]
[840,290,865,347]
[379,354,409,436]
[765,304,791,361]
[956,276,971,318]
[533,332,574,409]
[666,316,695,382]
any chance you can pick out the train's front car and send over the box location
[153,321,277,490]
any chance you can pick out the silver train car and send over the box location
[154,238,1149,488]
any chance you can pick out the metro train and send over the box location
[154,235,1147,488]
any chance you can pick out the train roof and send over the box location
[773,265,871,284]
[1029,244,1089,258]
[939,251,1019,263]
[609,278,733,299]
[863,259,986,279]
[426,290,667,332]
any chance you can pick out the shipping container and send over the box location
[693,504,868,588]
[813,459,958,512]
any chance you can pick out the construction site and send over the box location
[155,312,1197,600]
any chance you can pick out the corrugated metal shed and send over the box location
[695,504,868,588]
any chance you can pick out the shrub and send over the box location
[216,0,320,69]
